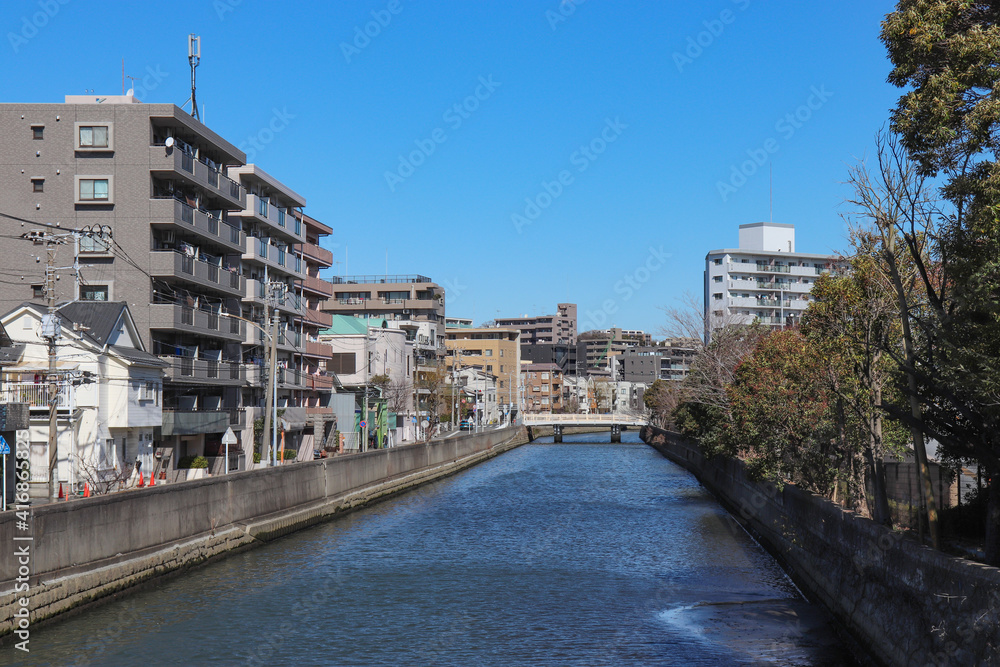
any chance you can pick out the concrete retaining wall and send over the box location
[0,427,525,636]
[641,425,1000,666]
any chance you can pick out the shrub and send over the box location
[177,455,209,469]
[281,449,297,461]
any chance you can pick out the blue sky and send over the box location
[3,0,901,333]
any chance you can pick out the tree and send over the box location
[802,253,909,524]
[724,330,843,495]
[882,3,1000,562]
[643,379,680,429]
[415,363,448,437]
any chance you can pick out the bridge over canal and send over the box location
[521,413,647,442]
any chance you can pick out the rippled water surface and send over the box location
[9,433,856,666]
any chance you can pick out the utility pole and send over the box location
[44,240,59,499]
[261,281,282,467]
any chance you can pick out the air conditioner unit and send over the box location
[164,231,176,244]
[402,309,411,314]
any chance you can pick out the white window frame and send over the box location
[74,122,114,151]
[75,175,114,204]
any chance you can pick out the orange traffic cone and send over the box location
[137,472,144,487]
[83,483,90,498]
[148,472,155,487]
[58,483,64,500]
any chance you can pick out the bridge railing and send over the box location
[522,413,647,425]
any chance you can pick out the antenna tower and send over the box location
[184,34,201,119]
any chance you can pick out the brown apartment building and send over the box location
[521,362,563,413]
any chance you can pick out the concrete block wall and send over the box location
[641,425,1000,667]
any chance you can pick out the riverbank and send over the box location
[640,425,1000,666]
[0,427,526,638]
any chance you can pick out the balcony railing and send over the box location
[297,240,333,266]
[158,356,247,384]
[300,274,333,297]
[149,145,245,209]
[150,250,245,297]
[0,382,73,410]
[756,263,791,273]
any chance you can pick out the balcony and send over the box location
[149,145,245,210]
[159,356,247,386]
[0,382,73,410]
[161,409,231,436]
[755,263,791,273]
[150,250,245,298]
[243,194,303,243]
[150,304,245,342]
[298,309,332,328]
[300,274,333,297]
[244,237,304,279]
[297,240,333,267]
[304,339,332,358]
[150,198,244,254]
[756,299,791,308]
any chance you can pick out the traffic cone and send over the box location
[83,483,90,498]
[137,472,144,487]
[148,472,155,487]
[58,483,64,500]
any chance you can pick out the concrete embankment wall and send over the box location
[641,425,1000,667]
[0,427,526,636]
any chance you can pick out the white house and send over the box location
[0,302,166,498]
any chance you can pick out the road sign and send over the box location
[360,420,367,429]
[0,435,9,455]
[221,428,238,445]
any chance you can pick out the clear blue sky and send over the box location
[3,0,901,334]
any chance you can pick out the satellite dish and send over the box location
[164,137,175,148]
[126,87,134,97]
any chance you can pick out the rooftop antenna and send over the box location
[183,34,201,120]
[769,162,773,223]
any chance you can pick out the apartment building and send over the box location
[0,95,336,466]
[322,275,446,367]
[445,327,521,418]
[293,211,337,417]
[521,362,563,413]
[577,328,652,375]
[704,222,837,341]
[619,338,698,383]
[445,316,473,329]
[496,303,577,345]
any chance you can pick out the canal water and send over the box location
[10,432,855,666]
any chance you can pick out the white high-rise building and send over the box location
[704,222,837,341]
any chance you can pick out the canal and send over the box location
[11,432,855,666]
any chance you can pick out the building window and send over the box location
[31,284,44,298]
[258,197,268,217]
[713,258,722,265]
[278,208,286,227]
[713,293,722,300]
[81,285,109,301]
[140,381,158,403]
[80,230,112,253]
[31,178,43,193]
[31,125,44,140]
[75,123,113,150]
[76,177,111,202]
[713,276,722,282]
